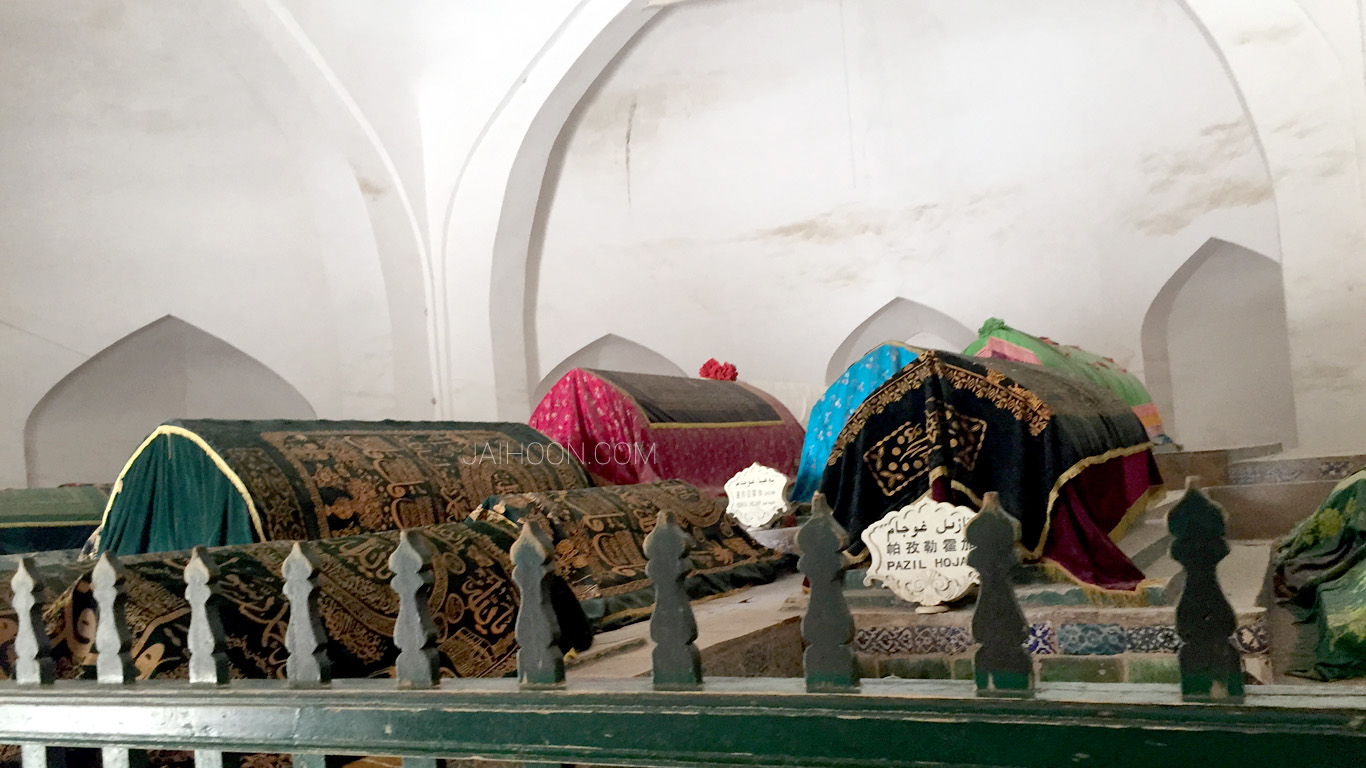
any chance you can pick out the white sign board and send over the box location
[861,497,979,611]
[723,463,790,529]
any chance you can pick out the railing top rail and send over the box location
[2,675,1366,710]
[0,677,1363,768]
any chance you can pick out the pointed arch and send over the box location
[1141,237,1295,449]
[825,298,974,384]
[532,333,685,405]
[24,316,315,488]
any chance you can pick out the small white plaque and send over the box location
[723,463,791,529]
[861,497,979,610]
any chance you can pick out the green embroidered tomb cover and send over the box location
[96,419,592,556]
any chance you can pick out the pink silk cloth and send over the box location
[529,369,805,498]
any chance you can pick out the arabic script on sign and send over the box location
[861,497,979,609]
[723,463,790,529]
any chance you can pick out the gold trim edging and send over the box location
[93,425,267,551]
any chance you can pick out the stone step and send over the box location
[570,573,804,677]
[1120,516,1172,571]
[1153,444,1280,490]
[1227,454,1366,485]
[1117,489,1181,570]
[1143,539,1272,609]
[1206,480,1338,539]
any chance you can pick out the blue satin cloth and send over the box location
[791,343,920,502]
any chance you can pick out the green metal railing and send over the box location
[1,488,1364,768]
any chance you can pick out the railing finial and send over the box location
[1169,483,1244,700]
[92,553,137,685]
[512,517,565,688]
[645,510,702,689]
[94,552,149,767]
[283,541,331,686]
[965,493,1032,695]
[12,557,54,685]
[390,529,440,688]
[797,493,858,691]
[185,546,230,685]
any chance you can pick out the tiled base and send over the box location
[855,617,1268,656]
[856,609,1270,685]
[870,652,1271,685]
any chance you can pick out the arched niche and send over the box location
[826,299,975,384]
[24,316,316,487]
[1141,238,1296,450]
[531,333,685,405]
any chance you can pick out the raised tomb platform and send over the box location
[573,480,1283,687]
[774,487,1274,685]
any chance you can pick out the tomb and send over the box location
[529,368,804,497]
[965,317,1171,444]
[93,419,592,555]
[1271,467,1366,681]
[818,349,1161,596]
[0,485,108,554]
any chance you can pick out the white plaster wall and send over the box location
[533,0,1281,424]
[24,318,316,488]
[1183,0,1366,455]
[7,0,1366,484]
[825,298,977,384]
[0,0,397,487]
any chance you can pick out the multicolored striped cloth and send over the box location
[964,318,1170,443]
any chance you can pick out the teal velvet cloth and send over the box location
[98,431,256,555]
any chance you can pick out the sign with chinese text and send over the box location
[723,463,790,529]
[861,497,979,609]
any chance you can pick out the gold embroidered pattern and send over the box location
[863,423,933,497]
[470,481,789,629]
[927,403,989,472]
[944,366,1051,436]
[828,362,935,466]
[862,405,989,497]
[0,519,535,686]
[249,429,589,541]
[222,447,309,542]
[829,353,1052,465]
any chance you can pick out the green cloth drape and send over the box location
[98,431,256,555]
[1273,469,1366,680]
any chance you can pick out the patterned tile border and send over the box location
[855,619,1267,657]
[1234,621,1270,654]
[1025,622,1055,655]
[854,625,971,655]
[1125,625,1180,654]
[1058,623,1127,655]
